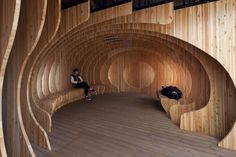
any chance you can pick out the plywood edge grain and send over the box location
[170,102,196,125]
[0,0,22,156]
[16,0,51,153]
[219,122,236,150]
[28,0,61,133]
[56,0,90,39]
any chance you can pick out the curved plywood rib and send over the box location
[219,123,236,150]
[56,1,90,39]
[40,27,209,112]
[169,102,196,124]
[159,93,180,116]
[0,0,235,155]
[30,0,61,134]
[3,0,47,156]
[35,1,133,99]
[17,0,48,151]
[38,14,236,150]
[0,0,21,156]
[29,0,236,151]
[173,0,236,85]
[153,33,236,139]
[28,1,91,134]
[34,0,90,97]
[19,0,61,150]
[89,1,236,149]
[84,35,207,123]
[179,47,236,137]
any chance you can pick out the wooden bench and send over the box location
[36,84,105,132]
[40,84,105,115]
[157,91,181,116]
[157,91,195,125]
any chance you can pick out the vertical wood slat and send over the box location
[18,0,61,150]
[0,0,234,155]
[29,0,90,135]
[3,0,47,156]
[34,0,236,149]
[0,0,21,156]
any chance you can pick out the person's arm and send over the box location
[78,76,83,82]
[71,76,78,84]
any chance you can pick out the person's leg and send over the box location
[84,86,89,96]
[77,82,90,97]
[80,81,90,89]
[80,82,96,93]
[72,83,80,88]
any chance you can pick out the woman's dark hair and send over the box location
[73,68,79,73]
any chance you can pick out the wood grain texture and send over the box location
[1,0,236,155]
[30,0,236,151]
[3,0,47,156]
[158,93,180,116]
[86,2,132,25]
[132,2,174,24]
[19,0,61,150]
[40,0,235,150]
[45,29,210,127]
[55,1,90,39]
[170,102,196,124]
[37,12,236,150]
[219,123,236,150]
[21,3,91,151]
[0,0,21,156]
[33,93,236,157]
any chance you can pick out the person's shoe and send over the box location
[89,88,97,96]
[85,96,91,101]
[89,88,96,92]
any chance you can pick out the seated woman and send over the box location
[70,68,95,100]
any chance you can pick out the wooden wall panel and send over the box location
[0,0,21,156]
[34,2,133,101]
[173,0,236,84]
[27,0,61,135]
[55,1,90,39]
[2,0,47,156]
[38,13,236,150]
[86,2,132,25]
[219,123,236,150]
[172,0,236,147]
[21,0,236,152]
[22,1,91,137]
[41,28,210,108]
[132,2,173,25]
[34,1,90,100]
[18,0,61,150]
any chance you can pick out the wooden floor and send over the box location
[33,93,236,157]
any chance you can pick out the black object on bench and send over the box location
[161,86,182,100]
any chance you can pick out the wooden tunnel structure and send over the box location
[0,0,236,156]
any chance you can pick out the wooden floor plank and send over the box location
[33,93,236,157]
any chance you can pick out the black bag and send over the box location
[161,86,182,100]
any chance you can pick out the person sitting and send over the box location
[70,69,95,100]
[161,86,182,100]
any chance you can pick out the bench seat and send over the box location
[40,84,106,116]
[157,91,181,116]
[157,91,196,125]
